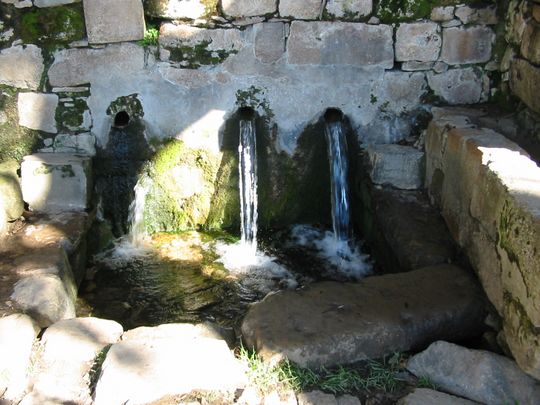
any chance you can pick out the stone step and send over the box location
[241,264,487,368]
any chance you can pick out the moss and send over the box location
[55,98,88,132]
[17,3,85,49]
[201,0,219,17]
[107,94,144,118]
[0,86,41,162]
[167,41,236,68]
[376,0,483,23]
[235,86,275,123]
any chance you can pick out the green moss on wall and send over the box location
[55,98,88,132]
[167,41,236,68]
[376,0,484,23]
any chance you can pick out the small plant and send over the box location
[417,375,438,390]
[139,24,159,47]
[88,345,111,394]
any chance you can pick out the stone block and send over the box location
[0,160,24,221]
[427,68,484,105]
[441,26,494,65]
[325,0,372,18]
[511,58,540,114]
[279,0,323,19]
[83,0,145,44]
[398,389,477,405]
[430,6,454,22]
[521,22,540,65]
[455,5,498,25]
[1,0,31,8]
[0,314,40,401]
[34,0,79,6]
[0,45,44,90]
[18,92,58,134]
[221,0,276,18]
[254,22,285,63]
[287,22,393,68]
[395,22,441,62]
[145,0,208,20]
[298,391,338,405]
[21,153,92,213]
[365,144,424,190]
[402,61,433,71]
[52,133,96,156]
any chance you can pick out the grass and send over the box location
[139,24,159,47]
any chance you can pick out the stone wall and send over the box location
[0,0,502,160]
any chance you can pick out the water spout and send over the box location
[127,173,151,247]
[238,118,258,254]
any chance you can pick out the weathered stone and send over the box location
[0,45,44,90]
[221,0,276,18]
[94,323,247,405]
[455,5,498,25]
[51,133,96,156]
[430,6,454,22]
[298,391,337,405]
[18,93,58,134]
[287,22,393,68]
[83,0,145,44]
[279,0,322,19]
[441,26,494,65]
[26,317,122,405]
[325,0,372,18]
[145,0,207,20]
[337,395,362,405]
[511,58,540,114]
[254,22,285,63]
[441,19,461,28]
[401,61,434,71]
[34,0,79,7]
[0,160,24,221]
[521,22,540,65]
[365,144,424,190]
[398,388,479,405]
[407,341,540,405]
[0,314,40,401]
[1,0,32,8]
[242,264,486,368]
[505,0,527,46]
[21,153,92,213]
[395,22,441,62]
[534,4,540,23]
[427,68,484,104]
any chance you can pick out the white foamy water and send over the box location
[127,173,152,248]
[290,224,372,280]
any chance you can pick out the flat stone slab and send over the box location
[18,92,58,134]
[407,341,540,405]
[94,323,247,405]
[398,388,479,405]
[0,45,44,90]
[241,264,486,368]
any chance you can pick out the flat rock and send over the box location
[18,93,58,134]
[407,341,540,405]
[254,22,285,63]
[145,0,208,20]
[297,391,337,405]
[427,68,485,105]
[395,22,441,62]
[511,58,540,114]
[279,0,323,19]
[221,0,277,18]
[0,160,24,221]
[441,26,494,65]
[398,388,479,405]
[325,0,372,18]
[34,0,79,6]
[521,21,540,65]
[25,317,123,405]
[0,45,44,90]
[94,323,247,405]
[241,264,486,368]
[0,314,40,401]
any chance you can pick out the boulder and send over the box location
[279,0,323,19]
[0,314,40,401]
[427,68,485,105]
[241,264,486,368]
[407,341,540,405]
[83,0,145,44]
[17,93,58,134]
[441,26,494,65]
[21,153,92,213]
[398,389,479,405]
[0,160,24,221]
[287,21,393,68]
[325,0,372,18]
[395,22,441,62]
[94,323,247,405]
[25,317,123,405]
[0,45,44,90]
[365,144,424,190]
[221,0,277,18]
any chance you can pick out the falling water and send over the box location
[127,174,151,247]
[325,120,351,242]
[238,119,258,254]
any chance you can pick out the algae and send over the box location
[167,40,236,68]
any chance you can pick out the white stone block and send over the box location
[325,0,372,18]
[395,22,441,62]
[430,6,454,21]
[0,45,44,90]
[34,0,79,7]
[366,144,424,190]
[83,0,145,44]
[427,68,484,105]
[441,26,495,65]
[221,0,277,18]
[279,0,323,19]
[254,22,285,63]
[143,0,208,19]
[21,153,92,213]
[52,133,96,156]
[18,92,58,134]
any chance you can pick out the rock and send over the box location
[398,388,478,405]
[21,153,92,213]
[401,61,434,71]
[511,58,540,114]
[18,93,58,134]
[51,133,96,156]
[0,45,44,90]
[430,6,454,22]
[325,0,372,18]
[221,0,277,18]
[83,0,145,44]
[521,22,540,66]
[365,144,424,190]
[395,22,441,62]
[505,0,527,46]
[427,68,485,105]
[441,26,494,65]
[0,160,24,221]
[34,0,79,6]
[25,317,123,405]
[254,22,285,63]
[1,0,32,7]
[337,395,362,405]
[298,391,337,405]
[0,314,40,401]
[454,5,498,25]
[145,0,208,20]
[241,264,486,368]
[94,323,247,405]
[407,341,540,405]
[287,22,393,68]
[279,0,323,19]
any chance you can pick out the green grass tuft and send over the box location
[139,24,159,47]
